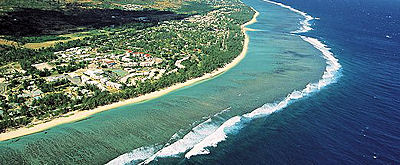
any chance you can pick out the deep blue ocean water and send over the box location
[0,0,398,164]
[181,0,400,164]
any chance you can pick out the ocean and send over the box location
[0,0,399,164]
[174,0,400,164]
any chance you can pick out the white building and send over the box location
[106,82,123,89]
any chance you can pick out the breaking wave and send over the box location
[264,0,314,33]
[185,33,341,158]
[107,0,341,164]
[106,145,162,165]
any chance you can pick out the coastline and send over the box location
[0,9,259,142]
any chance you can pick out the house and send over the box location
[132,52,144,57]
[121,57,133,62]
[83,58,95,62]
[81,89,91,94]
[100,78,108,84]
[47,75,66,82]
[140,61,154,67]
[105,61,117,66]
[106,82,123,89]
[122,62,138,67]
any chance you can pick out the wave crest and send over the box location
[107,1,341,164]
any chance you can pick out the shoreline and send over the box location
[0,9,259,142]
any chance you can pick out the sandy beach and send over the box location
[0,9,259,141]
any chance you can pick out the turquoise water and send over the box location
[176,0,400,164]
[0,2,326,164]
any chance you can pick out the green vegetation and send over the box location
[0,0,255,132]
[1,35,70,44]
[0,38,88,65]
[0,0,64,11]
[176,1,214,14]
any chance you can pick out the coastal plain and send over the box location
[0,0,329,164]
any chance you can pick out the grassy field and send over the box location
[0,0,212,49]
[23,33,90,49]
[0,32,91,49]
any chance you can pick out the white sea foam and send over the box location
[140,118,217,164]
[107,1,342,164]
[139,107,232,164]
[182,1,341,159]
[106,119,215,165]
[106,145,161,165]
[264,0,314,33]
[107,107,231,164]
[183,37,341,159]
[185,116,241,158]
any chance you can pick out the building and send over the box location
[106,82,123,89]
[140,61,154,67]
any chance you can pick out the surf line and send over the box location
[107,1,342,164]
[185,0,341,159]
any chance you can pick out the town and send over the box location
[0,0,254,131]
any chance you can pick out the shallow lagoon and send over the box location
[0,0,326,164]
